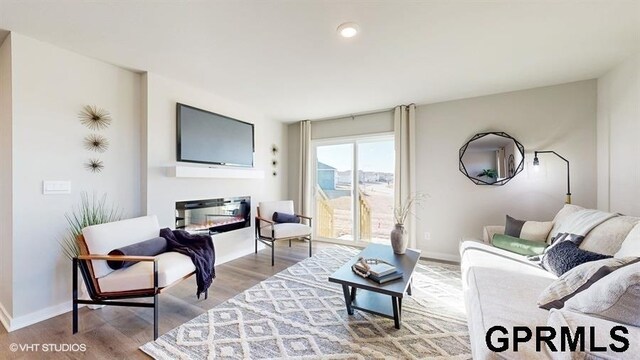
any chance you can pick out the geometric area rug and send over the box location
[140,246,471,359]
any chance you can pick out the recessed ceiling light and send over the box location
[337,22,359,38]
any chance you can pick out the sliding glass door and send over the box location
[313,135,395,245]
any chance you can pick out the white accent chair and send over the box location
[255,200,312,266]
[72,215,197,340]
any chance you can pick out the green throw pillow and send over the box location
[492,234,549,256]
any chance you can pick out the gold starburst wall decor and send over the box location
[84,134,109,153]
[79,105,112,130]
[85,158,104,173]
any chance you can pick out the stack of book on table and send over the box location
[354,262,403,284]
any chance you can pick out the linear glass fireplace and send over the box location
[175,196,251,234]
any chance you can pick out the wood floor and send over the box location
[0,240,330,359]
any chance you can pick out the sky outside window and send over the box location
[317,140,394,173]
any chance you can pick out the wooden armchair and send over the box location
[255,200,312,266]
[72,215,196,340]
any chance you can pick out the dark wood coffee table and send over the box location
[328,243,421,329]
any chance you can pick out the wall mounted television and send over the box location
[176,103,255,167]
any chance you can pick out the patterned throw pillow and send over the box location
[538,257,640,310]
[564,260,640,327]
[505,215,554,242]
[541,241,611,277]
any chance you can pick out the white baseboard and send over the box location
[216,245,262,266]
[0,302,11,332]
[423,251,461,263]
[0,300,82,332]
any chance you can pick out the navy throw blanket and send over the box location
[159,228,215,298]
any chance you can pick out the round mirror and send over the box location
[459,132,525,186]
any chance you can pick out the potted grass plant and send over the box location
[60,192,123,259]
[60,192,122,307]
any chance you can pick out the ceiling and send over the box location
[1,1,639,122]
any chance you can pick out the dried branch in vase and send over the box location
[393,193,428,225]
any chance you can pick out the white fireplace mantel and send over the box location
[167,165,265,179]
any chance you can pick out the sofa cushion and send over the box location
[616,222,640,258]
[547,309,640,359]
[564,260,640,327]
[461,241,555,359]
[505,215,554,242]
[580,215,639,255]
[538,257,640,310]
[546,204,585,242]
[82,215,161,278]
[98,251,195,293]
[460,240,552,280]
[482,225,505,244]
[491,234,548,256]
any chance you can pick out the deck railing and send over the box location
[359,189,372,240]
[315,186,334,238]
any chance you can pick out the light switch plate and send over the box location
[43,181,71,195]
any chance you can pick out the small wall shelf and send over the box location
[168,165,265,179]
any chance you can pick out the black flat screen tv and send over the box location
[177,103,255,167]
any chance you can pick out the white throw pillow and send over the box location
[537,257,640,310]
[564,260,640,327]
[616,223,640,258]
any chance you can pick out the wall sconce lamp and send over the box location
[533,151,571,204]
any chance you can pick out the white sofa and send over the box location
[460,204,640,359]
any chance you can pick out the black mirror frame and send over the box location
[458,131,525,186]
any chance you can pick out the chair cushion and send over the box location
[82,215,161,278]
[261,223,311,239]
[97,251,195,293]
[259,200,294,228]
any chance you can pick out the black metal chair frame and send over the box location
[255,210,312,266]
[72,255,161,339]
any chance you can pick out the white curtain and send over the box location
[298,120,312,216]
[394,104,417,248]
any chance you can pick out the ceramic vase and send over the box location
[390,224,408,254]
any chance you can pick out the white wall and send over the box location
[143,73,287,265]
[0,33,13,323]
[7,33,142,325]
[597,53,640,215]
[416,80,597,260]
